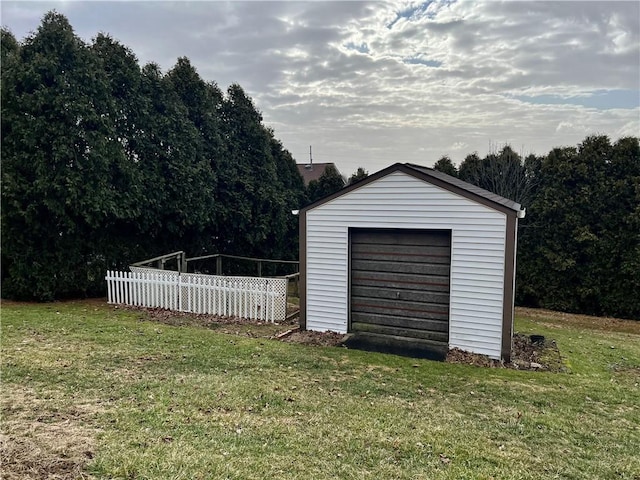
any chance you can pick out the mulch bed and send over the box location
[279,329,348,347]
[135,306,299,328]
[132,306,565,371]
[279,330,565,372]
[446,333,566,372]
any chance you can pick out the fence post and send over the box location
[116,271,122,304]
[106,271,112,303]
[216,256,222,276]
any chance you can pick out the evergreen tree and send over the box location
[165,57,223,254]
[516,135,640,318]
[517,145,584,311]
[90,33,146,262]
[219,84,280,256]
[2,12,306,299]
[269,134,306,260]
[457,153,483,193]
[601,137,640,316]
[433,156,458,177]
[1,13,125,299]
[307,165,345,203]
[347,167,369,184]
[136,62,214,254]
[1,28,19,61]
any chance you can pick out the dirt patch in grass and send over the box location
[280,330,348,347]
[135,306,565,370]
[0,386,98,480]
[279,330,566,372]
[137,304,348,347]
[132,306,298,338]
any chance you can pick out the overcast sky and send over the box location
[2,1,639,176]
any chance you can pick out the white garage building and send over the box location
[298,163,525,361]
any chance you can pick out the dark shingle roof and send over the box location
[405,163,522,212]
[301,162,524,216]
[296,163,339,186]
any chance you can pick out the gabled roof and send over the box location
[405,163,522,212]
[301,162,524,216]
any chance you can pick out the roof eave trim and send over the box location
[299,162,406,213]
[403,164,521,215]
[300,163,522,216]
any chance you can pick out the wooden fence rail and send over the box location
[105,270,287,322]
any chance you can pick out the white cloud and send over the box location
[1,0,638,175]
[451,142,468,151]
[556,121,575,133]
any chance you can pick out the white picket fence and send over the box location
[105,268,287,322]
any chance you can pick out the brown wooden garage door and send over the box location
[349,228,451,355]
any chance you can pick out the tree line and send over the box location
[433,138,639,320]
[1,13,312,300]
[301,142,639,319]
[0,13,372,301]
[3,13,637,320]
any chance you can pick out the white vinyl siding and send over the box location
[305,170,507,359]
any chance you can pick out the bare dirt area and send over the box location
[136,306,565,371]
[0,386,98,480]
[133,305,299,338]
[280,330,565,372]
[136,305,350,347]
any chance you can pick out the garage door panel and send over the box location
[352,259,450,276]
[351,285,449,305]
[351,322,449,343]
[351,271,450,292]
[351,312,448,332]
[351,297,449,321]
[351,244,451,264]
[351,230,451,247]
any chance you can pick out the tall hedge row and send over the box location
[1,13,305,300]
[435,137,640,320]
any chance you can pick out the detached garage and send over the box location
[299,163,526,361]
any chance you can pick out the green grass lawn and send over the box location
[1,300,639,479]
